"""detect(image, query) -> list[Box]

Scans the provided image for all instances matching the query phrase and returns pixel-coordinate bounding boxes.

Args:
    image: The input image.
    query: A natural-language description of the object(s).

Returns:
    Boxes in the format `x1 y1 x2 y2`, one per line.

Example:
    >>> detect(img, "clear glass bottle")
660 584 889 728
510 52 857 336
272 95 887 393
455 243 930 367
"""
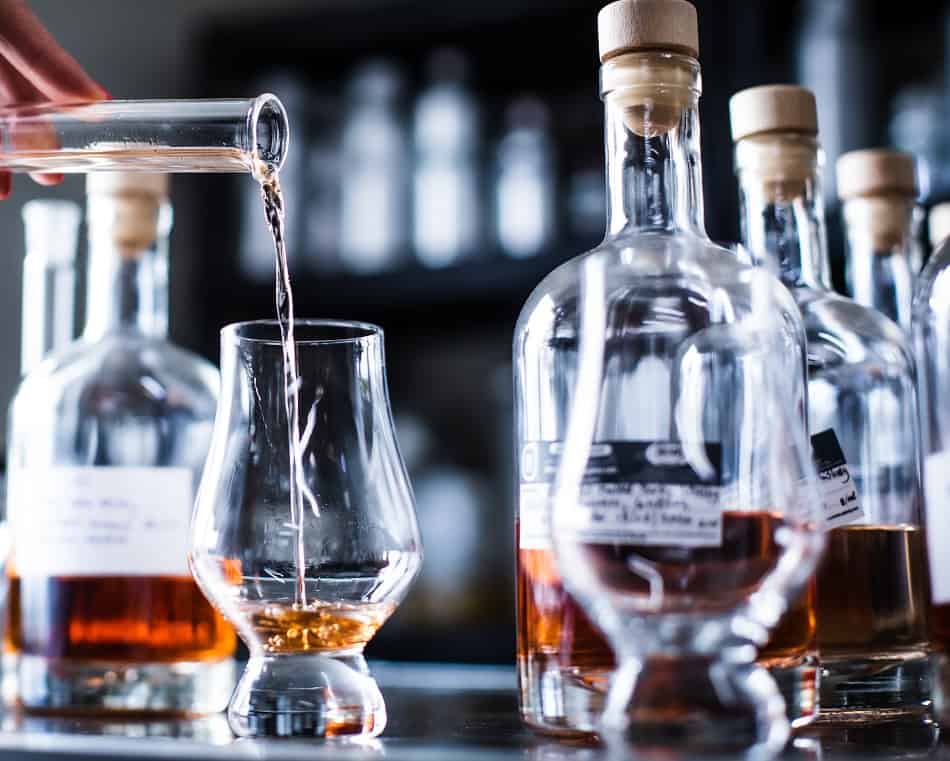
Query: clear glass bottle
340 61 410 274
412 49 481 268
840 149 923 331
6 173 236 714
732 87 931 722
514 0 811 736
19 200 80 376
495 97 556 259
914 193 950 718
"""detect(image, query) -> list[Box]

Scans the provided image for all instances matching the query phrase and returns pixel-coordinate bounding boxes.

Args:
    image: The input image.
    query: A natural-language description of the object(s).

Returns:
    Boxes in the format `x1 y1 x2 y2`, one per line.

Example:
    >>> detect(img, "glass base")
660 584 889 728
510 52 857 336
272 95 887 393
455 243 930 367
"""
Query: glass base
816 651 933 723
600 656 789 758
517 652 608 738
13 654 234 715
228 653 385 739
769 653 819 730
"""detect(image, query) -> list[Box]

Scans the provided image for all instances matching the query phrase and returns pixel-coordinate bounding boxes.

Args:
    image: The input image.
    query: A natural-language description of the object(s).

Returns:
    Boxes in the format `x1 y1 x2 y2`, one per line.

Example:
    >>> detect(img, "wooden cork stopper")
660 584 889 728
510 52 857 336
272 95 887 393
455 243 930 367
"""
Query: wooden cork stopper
86 173 169 260
929 202 950 249
836 149 917 201
598 0 699 63
602 53 698 137
729 85 817 142
843 196 915 252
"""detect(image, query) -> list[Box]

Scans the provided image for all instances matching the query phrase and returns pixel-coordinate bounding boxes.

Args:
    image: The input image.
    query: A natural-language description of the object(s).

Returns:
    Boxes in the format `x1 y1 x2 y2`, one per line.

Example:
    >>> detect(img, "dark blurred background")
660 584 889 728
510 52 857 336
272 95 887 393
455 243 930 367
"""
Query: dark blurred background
2 0 949 664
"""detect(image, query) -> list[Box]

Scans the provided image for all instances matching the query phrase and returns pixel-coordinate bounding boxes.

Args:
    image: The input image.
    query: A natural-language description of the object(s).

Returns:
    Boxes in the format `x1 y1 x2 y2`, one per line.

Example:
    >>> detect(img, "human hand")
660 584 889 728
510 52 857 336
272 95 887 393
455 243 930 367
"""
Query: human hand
0 0 107 197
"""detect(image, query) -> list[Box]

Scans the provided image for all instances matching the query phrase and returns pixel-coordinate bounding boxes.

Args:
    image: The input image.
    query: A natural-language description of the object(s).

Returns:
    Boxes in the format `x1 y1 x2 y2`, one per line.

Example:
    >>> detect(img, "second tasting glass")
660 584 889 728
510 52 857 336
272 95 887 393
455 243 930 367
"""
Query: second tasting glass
190 320 422 739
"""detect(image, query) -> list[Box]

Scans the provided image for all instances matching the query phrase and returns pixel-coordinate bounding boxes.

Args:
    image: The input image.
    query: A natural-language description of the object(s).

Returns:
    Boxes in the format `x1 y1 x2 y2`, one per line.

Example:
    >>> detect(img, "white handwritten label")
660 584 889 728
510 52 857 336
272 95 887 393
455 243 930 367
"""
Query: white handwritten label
8 466 195 577
811 429 865 529
925 450 950 604
518 441 723 549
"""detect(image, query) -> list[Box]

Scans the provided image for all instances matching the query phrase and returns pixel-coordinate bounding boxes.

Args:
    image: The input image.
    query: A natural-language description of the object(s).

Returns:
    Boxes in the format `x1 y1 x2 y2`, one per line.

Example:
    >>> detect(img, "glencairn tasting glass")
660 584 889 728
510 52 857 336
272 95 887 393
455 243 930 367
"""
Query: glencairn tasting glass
190 320 422 739
551 256 823 753
839 149 923 332
513 0 822 741
732 87 931 722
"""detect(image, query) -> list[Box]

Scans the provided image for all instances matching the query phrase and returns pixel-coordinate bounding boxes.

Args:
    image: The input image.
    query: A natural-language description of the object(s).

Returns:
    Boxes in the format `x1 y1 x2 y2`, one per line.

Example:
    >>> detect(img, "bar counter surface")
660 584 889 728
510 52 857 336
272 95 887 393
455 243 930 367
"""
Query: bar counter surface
0 663 943 760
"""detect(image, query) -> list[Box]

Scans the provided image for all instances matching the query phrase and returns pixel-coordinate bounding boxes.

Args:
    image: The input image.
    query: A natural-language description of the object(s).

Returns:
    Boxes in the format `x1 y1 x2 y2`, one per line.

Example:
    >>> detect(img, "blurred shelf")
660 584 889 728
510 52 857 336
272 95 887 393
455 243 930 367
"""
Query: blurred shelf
227 248 580 313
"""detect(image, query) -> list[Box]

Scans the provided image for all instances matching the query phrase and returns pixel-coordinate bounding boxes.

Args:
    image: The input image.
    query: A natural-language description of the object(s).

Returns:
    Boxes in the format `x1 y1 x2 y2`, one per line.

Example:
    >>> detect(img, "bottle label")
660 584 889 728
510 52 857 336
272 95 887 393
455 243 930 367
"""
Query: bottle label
811 429 866 529
8 466 194 577
518 441 724 550
925 450 950 604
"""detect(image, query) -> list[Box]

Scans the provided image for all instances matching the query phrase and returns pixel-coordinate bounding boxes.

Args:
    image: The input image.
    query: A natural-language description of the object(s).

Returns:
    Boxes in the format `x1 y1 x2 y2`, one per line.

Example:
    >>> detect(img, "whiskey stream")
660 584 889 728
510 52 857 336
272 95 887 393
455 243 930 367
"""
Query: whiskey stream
255 165 310 609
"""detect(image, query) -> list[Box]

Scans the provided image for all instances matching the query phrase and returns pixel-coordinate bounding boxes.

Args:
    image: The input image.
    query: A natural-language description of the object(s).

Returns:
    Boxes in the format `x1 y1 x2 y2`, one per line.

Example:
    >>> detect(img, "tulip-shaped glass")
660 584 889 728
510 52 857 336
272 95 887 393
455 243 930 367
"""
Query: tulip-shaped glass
551 260 825 756
190 320 422 739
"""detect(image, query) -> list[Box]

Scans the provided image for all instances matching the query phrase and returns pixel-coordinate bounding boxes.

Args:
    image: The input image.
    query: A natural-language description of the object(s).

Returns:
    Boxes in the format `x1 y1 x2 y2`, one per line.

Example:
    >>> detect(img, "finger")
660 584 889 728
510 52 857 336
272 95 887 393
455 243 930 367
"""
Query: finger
0 0 106 102
29 172 61 185
0 172 11 199
0 58 62 186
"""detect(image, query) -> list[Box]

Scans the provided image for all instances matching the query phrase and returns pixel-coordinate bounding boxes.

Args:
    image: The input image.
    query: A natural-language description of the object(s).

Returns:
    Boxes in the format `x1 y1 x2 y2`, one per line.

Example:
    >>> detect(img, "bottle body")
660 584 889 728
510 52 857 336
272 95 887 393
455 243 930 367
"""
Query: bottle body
914 239 950 719
797 287 930 719
6 178 235 713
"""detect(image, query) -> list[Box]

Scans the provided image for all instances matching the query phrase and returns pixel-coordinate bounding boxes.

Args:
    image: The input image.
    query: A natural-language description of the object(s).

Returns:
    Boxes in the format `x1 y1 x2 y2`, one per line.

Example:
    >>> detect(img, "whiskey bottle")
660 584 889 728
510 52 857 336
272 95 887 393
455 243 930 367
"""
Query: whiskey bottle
732 96 931 720
730 85 828 727
839 149 922 331
914 185 950 717
6 173 236 714
514 0 809 736
731 84 931 723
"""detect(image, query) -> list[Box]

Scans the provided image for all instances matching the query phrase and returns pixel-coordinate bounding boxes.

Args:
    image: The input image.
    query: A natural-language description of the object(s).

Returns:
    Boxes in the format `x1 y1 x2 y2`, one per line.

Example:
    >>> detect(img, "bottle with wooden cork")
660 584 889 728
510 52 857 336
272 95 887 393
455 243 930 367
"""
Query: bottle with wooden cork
732 85 931 724
5 173 235 714
838 149 923 332
514 0 820 744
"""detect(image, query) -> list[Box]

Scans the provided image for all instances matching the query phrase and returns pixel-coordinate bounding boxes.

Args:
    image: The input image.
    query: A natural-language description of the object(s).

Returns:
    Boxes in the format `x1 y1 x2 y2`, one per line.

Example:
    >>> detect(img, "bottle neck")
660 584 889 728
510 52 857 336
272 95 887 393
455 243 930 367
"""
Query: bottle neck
734 134 830 291
843 195 920 330
83 195 171 341
601 53 706 238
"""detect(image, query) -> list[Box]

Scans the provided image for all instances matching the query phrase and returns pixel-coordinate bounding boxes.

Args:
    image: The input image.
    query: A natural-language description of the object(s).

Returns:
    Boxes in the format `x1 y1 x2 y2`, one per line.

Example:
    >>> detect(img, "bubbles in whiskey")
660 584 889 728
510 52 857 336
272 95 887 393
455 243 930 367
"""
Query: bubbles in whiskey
240 601 395 654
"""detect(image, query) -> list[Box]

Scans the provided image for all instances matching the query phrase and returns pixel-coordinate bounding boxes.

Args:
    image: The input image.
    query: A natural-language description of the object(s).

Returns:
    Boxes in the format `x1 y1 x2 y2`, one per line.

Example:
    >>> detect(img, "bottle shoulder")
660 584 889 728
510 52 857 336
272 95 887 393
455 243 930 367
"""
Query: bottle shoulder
515 232 799 345
915 240 950 317
792 287 914 372
13 335 219 417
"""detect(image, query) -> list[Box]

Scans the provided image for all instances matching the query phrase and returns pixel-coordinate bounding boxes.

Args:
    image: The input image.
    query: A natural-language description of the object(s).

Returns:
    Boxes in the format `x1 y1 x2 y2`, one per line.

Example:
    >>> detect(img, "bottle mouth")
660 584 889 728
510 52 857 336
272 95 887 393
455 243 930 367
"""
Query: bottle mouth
248 94 289 173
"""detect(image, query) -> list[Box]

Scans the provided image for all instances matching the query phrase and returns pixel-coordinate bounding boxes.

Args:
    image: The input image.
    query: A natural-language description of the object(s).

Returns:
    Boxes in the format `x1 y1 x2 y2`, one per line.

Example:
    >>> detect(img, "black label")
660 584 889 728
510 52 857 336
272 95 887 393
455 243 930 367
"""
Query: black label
521 441 723 487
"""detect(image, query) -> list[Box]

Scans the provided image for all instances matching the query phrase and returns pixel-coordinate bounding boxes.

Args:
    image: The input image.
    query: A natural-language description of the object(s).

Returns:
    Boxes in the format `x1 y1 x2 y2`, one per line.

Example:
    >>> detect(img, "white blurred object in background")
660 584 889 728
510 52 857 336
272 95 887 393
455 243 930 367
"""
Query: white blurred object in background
19 200 80 376
930 202 950 251
495 97 556 259
340 60 410 274
413 49 482 268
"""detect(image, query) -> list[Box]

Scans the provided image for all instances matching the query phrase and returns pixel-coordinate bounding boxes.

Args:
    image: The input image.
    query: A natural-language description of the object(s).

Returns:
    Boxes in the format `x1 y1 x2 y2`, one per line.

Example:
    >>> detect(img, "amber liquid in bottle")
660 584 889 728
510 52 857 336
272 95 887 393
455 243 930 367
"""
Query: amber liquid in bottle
817 524 930 658
7 575 235 663
516 510 817 735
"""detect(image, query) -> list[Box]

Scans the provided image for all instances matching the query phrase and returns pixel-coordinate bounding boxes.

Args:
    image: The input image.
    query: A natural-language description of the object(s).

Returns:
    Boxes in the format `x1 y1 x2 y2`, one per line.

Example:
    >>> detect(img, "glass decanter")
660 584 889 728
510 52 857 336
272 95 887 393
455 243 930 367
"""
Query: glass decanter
733 88 931 723
550 255 824 755
513 0 822 743
190 320 422 739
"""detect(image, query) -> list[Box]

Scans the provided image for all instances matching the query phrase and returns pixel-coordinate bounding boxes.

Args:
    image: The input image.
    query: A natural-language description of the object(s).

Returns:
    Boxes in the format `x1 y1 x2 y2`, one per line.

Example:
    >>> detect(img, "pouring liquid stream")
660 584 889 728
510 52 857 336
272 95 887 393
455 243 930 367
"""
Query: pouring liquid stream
255 164 313 609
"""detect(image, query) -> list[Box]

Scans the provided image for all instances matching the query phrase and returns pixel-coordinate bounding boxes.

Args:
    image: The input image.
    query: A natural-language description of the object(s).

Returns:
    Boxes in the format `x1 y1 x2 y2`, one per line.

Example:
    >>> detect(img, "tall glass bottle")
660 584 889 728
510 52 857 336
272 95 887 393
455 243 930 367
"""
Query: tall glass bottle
6 173 236 714
839 149 923 331
733 90 930 721
730 87 822 728
19 201 80 376
514 0 809 736
914 192 950 713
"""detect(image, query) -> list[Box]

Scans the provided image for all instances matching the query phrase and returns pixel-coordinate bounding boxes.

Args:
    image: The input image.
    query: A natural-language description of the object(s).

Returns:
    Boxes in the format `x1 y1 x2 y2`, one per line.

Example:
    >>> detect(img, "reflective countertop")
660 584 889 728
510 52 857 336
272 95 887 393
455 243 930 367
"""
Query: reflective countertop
0 663 944 760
